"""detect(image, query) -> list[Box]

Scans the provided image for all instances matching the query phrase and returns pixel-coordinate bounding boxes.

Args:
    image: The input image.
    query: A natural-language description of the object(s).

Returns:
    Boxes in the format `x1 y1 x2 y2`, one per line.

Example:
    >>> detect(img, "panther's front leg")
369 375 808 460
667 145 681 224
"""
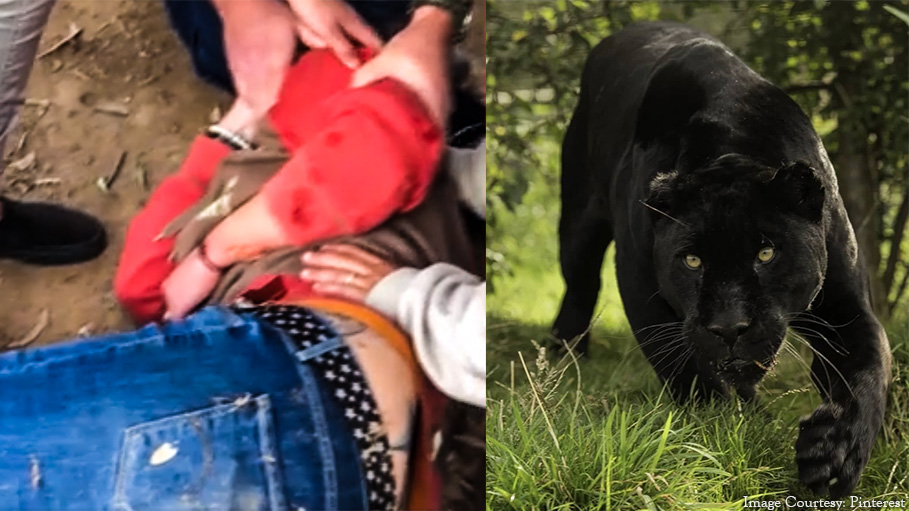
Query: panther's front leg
792 249 891 497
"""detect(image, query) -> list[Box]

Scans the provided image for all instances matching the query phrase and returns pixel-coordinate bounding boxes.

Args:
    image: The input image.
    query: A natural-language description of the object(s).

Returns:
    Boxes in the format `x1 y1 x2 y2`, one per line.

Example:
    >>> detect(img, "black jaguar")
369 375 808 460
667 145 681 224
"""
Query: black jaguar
551 22 891 497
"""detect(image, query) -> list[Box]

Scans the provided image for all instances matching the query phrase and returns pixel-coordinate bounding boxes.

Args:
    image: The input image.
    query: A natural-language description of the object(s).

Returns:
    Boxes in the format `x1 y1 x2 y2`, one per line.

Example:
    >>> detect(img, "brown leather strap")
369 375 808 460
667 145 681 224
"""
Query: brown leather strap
287 297 436 510
290 297 416 372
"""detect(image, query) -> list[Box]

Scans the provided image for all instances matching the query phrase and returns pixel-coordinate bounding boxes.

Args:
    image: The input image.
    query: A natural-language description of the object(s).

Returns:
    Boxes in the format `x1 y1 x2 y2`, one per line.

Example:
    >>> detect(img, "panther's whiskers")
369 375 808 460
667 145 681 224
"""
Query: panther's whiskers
639 200 690 227
630 327 686 357
635 325 685 348
651 335 692 376
789 332 856 399
790 324 849 357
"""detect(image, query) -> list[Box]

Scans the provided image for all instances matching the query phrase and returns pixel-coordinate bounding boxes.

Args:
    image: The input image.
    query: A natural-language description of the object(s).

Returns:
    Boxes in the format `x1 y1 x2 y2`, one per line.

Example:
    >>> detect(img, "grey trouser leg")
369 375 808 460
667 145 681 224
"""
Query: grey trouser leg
0 0 56 175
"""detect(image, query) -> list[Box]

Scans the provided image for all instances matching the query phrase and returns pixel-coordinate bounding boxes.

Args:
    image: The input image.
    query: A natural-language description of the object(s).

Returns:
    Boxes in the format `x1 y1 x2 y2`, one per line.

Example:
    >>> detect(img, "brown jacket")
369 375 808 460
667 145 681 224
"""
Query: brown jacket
161 137 473 304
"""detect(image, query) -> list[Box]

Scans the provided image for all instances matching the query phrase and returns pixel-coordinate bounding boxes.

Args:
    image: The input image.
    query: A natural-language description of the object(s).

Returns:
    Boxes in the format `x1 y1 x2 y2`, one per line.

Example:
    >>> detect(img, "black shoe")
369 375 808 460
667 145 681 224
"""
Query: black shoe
0 197 107 265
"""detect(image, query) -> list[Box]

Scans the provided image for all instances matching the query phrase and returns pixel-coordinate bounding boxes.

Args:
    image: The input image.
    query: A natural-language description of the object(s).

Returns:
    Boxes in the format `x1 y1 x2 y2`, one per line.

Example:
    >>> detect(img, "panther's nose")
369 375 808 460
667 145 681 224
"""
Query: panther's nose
706 320 751 346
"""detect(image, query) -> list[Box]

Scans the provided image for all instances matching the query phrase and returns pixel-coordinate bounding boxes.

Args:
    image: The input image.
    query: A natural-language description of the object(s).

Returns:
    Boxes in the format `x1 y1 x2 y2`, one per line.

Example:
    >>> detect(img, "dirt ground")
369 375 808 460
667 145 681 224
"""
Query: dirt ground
0 0 485 348
0 0 226 346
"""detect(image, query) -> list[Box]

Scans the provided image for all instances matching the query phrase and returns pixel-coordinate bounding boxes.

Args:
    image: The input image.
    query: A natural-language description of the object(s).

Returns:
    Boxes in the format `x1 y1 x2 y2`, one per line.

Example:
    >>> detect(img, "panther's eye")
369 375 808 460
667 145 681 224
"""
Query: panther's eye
684 254 702 269
757 247 775 263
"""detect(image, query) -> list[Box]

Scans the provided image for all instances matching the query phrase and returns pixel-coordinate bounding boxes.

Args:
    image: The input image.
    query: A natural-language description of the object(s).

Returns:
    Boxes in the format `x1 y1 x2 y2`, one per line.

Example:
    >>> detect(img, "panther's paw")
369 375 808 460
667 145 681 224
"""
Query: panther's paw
796 403 871 498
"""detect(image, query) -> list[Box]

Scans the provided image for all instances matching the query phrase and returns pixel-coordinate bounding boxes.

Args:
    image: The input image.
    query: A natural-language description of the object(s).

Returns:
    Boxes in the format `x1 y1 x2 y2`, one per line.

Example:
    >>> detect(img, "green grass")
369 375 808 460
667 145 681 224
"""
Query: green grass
487 175 909 510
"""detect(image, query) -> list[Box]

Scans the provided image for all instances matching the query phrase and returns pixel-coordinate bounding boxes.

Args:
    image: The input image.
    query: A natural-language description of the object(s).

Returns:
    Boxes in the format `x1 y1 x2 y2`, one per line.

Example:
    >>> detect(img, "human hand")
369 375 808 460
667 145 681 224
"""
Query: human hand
218 100 263 142
162 248 222 320
300 244 398 302
288 0 382 69
216 0 298 116
351 6 453 127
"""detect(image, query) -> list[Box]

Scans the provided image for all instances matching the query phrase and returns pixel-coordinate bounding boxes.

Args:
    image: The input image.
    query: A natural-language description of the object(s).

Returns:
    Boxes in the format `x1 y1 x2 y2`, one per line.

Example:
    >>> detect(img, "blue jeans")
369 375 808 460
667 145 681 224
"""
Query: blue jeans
0 306 367 510
162 0 484 147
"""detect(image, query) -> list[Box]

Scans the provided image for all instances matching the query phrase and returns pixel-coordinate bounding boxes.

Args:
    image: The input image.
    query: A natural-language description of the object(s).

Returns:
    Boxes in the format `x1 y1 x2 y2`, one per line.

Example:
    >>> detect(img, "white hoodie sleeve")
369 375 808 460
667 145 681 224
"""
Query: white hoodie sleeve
366 265 485 407
365 139 487 407
448 140 486 218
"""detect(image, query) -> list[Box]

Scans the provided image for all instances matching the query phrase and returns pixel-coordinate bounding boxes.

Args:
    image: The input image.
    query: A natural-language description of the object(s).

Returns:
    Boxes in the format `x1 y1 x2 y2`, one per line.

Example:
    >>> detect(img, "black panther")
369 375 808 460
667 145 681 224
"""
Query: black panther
551 22 891 497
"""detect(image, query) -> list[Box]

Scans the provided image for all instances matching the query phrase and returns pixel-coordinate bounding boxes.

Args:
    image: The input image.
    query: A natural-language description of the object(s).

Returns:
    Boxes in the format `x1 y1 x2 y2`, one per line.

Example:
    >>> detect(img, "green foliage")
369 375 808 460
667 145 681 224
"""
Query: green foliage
485 0 718 286
486 0 909 310
885 4 909 25
487 2 909 505
488 372 792 510
486 311 909 508
486 162 909 506
740 0 909 313
486 0 610 286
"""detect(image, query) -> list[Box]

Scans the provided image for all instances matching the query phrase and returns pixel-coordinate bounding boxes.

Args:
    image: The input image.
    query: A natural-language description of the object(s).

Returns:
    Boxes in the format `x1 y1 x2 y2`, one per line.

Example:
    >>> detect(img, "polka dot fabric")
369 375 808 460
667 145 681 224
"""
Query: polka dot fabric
235 304 396 510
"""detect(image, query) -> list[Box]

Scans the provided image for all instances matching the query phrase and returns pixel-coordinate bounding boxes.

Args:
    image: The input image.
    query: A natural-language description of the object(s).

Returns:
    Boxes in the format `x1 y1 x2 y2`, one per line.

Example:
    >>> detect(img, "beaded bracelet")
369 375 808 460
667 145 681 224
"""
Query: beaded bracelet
204 125 257 151
198 242 225 273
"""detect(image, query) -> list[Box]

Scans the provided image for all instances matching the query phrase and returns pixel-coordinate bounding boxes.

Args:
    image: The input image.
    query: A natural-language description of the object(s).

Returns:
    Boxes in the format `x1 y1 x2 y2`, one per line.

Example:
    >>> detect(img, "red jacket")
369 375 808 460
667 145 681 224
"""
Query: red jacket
114 49 443 324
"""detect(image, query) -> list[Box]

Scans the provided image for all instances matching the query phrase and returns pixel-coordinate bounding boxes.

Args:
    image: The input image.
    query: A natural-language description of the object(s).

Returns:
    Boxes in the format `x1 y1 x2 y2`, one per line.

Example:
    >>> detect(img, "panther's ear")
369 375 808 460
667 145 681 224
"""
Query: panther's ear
766 161 825 222
636 61 707 146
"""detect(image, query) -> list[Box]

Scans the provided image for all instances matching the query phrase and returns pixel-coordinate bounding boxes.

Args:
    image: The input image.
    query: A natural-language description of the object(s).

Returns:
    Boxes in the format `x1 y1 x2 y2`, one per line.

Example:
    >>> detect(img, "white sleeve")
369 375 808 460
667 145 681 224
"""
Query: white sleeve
448 139 486 218
366 264 486 408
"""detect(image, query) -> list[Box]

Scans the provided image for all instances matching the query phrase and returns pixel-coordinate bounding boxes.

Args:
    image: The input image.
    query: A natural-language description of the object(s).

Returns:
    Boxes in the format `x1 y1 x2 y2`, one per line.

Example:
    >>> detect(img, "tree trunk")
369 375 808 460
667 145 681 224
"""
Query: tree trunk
892 266 909 313
821 1 888 318
465 0 485 94
834 119 887 318
882 187 909 298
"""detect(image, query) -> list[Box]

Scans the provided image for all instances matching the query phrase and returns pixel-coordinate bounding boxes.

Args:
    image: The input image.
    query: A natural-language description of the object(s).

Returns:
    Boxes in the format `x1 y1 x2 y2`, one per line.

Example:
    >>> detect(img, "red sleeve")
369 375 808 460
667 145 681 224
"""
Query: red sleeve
268 49 360 151
113 136 232 324
115 49 441 321
260 79 443 245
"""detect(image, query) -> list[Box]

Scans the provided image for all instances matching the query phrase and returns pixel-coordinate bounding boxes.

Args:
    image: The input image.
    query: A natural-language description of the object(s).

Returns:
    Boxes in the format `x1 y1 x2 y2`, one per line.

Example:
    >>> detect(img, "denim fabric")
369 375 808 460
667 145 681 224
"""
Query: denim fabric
0 306 367 510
